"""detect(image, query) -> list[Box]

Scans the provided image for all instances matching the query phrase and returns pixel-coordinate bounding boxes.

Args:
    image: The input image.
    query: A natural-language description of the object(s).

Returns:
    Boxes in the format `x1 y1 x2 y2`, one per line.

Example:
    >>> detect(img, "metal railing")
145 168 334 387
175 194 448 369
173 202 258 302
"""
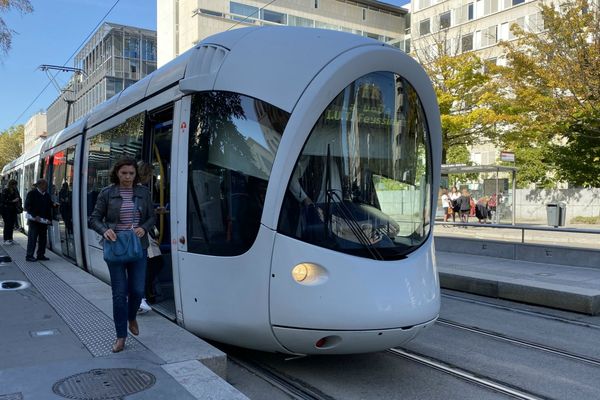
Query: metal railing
433 221 600 248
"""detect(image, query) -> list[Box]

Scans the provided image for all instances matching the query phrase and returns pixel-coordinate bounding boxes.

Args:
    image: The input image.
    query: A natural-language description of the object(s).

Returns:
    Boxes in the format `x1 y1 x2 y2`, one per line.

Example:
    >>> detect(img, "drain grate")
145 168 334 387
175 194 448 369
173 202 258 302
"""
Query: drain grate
0 393 23 400
52 368 155 400
0 280 30 291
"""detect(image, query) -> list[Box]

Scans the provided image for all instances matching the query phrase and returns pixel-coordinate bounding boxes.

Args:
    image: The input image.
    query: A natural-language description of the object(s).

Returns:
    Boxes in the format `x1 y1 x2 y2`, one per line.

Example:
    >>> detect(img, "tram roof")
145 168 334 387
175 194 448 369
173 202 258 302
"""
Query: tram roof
88 27 390 127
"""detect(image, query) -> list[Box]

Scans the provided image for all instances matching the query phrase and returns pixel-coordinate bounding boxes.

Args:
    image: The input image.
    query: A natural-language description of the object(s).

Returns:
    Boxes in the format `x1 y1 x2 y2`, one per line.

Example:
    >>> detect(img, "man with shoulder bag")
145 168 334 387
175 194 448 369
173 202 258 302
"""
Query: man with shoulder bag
24 179 54 261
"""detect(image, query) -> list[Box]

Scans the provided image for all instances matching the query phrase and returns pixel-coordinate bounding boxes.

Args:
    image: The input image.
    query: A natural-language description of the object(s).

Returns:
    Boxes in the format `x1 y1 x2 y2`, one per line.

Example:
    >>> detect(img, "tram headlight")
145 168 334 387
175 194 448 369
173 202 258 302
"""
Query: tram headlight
291 263 328 285
292 263 309 282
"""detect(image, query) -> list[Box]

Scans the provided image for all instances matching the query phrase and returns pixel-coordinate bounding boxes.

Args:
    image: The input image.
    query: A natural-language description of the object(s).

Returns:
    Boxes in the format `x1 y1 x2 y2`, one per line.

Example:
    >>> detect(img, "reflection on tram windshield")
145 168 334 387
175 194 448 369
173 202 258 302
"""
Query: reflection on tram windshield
279 72 431 260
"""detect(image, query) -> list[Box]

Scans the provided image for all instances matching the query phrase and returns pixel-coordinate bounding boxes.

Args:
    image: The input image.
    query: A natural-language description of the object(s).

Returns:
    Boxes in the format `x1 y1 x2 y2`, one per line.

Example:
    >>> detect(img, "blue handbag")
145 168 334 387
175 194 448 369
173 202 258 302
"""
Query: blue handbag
103 229 144 263
103 197 144 263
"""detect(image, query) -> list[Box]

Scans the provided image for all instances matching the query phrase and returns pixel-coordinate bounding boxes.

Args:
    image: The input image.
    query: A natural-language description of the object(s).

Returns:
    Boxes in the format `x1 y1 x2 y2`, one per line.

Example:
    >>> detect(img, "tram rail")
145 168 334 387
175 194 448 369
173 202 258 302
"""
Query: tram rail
437 319 600 367
442 292 600 331
228 355 334 400
388 348 545 400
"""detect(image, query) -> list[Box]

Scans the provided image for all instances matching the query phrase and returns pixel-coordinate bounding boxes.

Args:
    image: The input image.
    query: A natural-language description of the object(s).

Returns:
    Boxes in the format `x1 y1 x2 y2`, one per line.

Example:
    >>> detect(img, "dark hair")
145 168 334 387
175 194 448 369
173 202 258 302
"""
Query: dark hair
8 179 17 188
110 158 140 185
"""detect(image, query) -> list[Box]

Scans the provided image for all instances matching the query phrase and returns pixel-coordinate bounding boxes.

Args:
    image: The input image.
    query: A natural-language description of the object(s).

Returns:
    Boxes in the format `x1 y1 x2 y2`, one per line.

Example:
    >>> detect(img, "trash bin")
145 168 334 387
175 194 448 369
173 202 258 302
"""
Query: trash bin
546 202 566 227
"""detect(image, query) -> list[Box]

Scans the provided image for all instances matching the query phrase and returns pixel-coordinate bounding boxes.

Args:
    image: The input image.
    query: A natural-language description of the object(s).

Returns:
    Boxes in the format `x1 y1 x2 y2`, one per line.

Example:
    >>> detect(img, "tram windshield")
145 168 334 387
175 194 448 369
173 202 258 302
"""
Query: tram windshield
278 72 432 260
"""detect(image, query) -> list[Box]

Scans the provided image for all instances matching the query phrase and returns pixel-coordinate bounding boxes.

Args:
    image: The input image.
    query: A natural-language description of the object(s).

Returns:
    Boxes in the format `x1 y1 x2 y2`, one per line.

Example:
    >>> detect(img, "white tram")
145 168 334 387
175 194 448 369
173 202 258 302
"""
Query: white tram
2 27 441 354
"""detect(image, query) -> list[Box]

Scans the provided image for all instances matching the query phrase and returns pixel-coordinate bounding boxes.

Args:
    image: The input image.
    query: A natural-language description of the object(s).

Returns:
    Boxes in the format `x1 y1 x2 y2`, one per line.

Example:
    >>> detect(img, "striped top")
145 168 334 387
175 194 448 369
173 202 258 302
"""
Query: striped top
115 187 140 231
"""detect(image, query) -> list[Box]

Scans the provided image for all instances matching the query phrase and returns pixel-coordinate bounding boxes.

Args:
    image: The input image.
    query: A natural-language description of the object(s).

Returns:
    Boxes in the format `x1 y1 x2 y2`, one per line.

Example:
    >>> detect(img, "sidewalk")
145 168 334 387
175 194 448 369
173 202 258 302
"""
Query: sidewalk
436 250 600 315
0 233 248 400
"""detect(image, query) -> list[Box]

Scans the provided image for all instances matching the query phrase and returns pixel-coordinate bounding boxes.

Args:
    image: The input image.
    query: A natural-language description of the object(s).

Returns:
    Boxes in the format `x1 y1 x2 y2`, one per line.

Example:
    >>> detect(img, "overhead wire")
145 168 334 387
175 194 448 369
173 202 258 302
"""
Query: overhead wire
10 0 122 127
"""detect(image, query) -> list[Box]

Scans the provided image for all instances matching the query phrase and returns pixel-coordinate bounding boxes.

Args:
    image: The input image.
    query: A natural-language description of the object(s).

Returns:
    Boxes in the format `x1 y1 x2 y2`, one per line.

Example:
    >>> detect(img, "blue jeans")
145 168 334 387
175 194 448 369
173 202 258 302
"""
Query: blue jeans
107 250 147 338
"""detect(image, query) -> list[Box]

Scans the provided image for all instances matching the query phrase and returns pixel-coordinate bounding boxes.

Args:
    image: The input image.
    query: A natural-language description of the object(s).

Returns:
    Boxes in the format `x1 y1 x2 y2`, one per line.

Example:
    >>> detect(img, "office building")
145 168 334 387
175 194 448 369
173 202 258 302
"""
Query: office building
47 23 157 135
157 0 409 67
24 112 47 152
410 0 544 62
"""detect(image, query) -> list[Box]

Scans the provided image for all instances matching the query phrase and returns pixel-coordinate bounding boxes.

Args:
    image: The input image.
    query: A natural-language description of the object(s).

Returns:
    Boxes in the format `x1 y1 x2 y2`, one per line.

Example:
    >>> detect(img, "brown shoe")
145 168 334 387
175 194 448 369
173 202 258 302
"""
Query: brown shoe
128 320 139 336
112 338 125 353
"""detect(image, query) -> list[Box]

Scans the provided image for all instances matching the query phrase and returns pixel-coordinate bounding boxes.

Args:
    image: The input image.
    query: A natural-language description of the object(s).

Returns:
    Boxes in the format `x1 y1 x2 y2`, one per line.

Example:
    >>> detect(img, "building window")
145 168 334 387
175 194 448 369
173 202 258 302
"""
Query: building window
314 0 319 8
461 33 474 52
512 0 524 5
362 9 367 20
508 17 525 39
288 15 314 27
483 25 497 46
419 18 431 35
439 11 451 29
199 9 223 17
468 3 474 19
484 0 499 15
261 9 286 24
230 2 259 21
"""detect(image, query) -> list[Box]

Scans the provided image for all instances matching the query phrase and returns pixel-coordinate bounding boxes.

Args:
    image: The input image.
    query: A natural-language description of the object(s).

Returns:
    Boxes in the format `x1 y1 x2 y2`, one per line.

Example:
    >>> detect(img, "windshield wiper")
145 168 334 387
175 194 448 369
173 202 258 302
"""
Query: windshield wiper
327 189 384 261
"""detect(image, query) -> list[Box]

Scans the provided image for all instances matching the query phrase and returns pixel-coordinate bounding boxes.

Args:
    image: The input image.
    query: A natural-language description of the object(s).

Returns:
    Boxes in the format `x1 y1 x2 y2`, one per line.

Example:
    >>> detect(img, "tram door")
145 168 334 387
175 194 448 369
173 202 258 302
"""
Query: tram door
49 146 77 263
147 107 175 319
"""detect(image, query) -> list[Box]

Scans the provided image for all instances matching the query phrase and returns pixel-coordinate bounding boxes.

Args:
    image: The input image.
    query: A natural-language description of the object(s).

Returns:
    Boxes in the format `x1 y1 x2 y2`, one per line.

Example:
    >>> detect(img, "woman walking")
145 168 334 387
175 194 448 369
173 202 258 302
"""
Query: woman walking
1 179 22 244
89 158 155 353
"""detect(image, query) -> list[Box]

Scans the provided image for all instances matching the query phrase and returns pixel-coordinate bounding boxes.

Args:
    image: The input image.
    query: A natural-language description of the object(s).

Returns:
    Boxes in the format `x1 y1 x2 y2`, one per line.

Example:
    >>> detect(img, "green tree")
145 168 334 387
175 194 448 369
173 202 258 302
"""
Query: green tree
0 124 24 168
498 0 600 187
1 0 33 57
415 34 515 164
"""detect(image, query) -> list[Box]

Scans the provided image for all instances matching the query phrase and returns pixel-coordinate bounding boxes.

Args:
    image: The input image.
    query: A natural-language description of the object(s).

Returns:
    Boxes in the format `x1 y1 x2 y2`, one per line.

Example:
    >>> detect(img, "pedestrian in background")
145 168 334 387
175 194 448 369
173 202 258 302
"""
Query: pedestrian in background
137 161 163 313
449 186 460 222
458 189 472 223
24 179 53 261
441 188 451 222
89 158 155 353
1 179 22 244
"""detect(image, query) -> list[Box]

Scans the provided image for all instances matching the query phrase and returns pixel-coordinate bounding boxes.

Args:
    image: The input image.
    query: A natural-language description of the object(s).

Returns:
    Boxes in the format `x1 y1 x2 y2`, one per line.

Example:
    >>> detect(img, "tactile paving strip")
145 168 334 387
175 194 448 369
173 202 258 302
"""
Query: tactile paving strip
2 244 144 356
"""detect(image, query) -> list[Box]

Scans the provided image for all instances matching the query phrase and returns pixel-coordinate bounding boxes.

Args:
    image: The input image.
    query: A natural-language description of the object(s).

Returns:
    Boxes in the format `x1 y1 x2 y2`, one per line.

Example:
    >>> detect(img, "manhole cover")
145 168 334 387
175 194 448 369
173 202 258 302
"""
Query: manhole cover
0 281 30 291
52 368 155 400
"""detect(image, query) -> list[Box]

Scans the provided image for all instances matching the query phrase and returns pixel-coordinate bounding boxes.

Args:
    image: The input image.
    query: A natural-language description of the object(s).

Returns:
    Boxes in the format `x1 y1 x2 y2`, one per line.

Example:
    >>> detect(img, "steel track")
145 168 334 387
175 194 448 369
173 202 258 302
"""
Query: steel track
437 318 600 367
388 348 546 400
442 292 600 330
228 355 334 400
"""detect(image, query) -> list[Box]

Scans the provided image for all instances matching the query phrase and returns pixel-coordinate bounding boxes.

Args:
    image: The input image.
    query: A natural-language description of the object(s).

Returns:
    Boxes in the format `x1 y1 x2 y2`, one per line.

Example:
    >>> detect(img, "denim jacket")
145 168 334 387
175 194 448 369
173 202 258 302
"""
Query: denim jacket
88 184 156 249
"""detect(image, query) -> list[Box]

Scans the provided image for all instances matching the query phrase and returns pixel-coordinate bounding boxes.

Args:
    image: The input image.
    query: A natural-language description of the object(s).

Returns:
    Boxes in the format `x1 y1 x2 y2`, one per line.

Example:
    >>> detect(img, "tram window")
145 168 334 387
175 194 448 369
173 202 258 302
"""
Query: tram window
187 92 290 256
87 113 144 216
278 72 432 260
24 163 35 192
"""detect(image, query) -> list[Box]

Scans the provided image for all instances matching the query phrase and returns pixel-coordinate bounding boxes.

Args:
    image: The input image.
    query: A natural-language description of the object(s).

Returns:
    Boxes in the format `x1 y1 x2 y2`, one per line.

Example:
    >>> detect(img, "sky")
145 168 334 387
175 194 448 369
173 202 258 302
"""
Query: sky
0 0 408 133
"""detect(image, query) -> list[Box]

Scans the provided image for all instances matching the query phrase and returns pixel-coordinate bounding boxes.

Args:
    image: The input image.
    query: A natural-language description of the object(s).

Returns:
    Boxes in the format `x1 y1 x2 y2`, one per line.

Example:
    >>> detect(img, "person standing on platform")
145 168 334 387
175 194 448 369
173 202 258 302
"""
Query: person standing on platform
89 158 155 353
457 189 472 223
441 188 451 222
449 186 460 222
1 179 22 244
24 179 53 261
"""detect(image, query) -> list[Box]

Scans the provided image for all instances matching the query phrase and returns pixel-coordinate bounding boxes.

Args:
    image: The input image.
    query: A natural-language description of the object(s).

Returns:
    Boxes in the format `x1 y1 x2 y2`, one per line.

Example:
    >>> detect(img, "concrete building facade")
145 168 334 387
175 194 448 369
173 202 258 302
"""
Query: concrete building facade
409 0 544 62
24 112 47 152
157 0 410 67
46 23 157 135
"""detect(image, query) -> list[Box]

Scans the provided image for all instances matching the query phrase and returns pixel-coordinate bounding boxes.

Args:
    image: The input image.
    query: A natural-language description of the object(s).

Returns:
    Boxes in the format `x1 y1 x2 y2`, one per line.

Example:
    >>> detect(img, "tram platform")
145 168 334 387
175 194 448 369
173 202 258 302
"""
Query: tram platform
0 233 248 400
436 250 600 315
